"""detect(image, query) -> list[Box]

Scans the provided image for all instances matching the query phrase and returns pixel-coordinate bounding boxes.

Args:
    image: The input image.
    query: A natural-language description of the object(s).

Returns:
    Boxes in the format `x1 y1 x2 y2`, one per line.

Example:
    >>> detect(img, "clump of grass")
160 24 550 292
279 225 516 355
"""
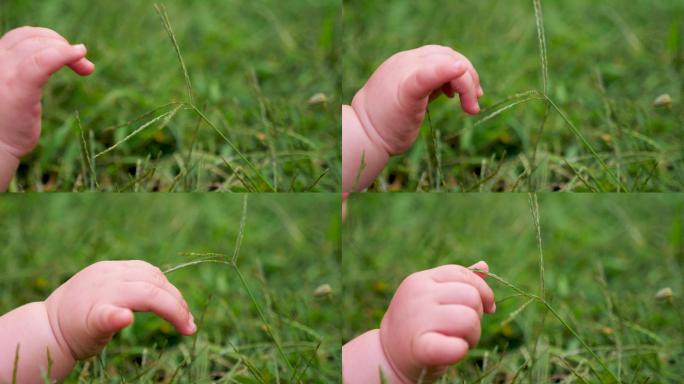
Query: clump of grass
160 195 321 383
471 0 627 192
470 194 620 383
86 4 277 192
424 107 443 191
472 269 618 383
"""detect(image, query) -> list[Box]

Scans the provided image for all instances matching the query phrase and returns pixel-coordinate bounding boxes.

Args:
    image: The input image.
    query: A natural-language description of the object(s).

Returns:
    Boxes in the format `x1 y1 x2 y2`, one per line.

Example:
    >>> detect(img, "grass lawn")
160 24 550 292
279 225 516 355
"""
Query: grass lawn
1 0 340 192
344 0 684 192
0 194 341 383
343 193 684 382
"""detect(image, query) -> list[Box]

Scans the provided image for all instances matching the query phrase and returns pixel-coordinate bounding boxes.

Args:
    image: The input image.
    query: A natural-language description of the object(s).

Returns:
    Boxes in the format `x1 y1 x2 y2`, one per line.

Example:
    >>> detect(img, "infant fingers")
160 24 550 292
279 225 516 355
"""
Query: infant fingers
116 282 196 336
468 260 489 279
421 46 482 95
413 331 470 367
434 282 484 317
0 26 69 49
87 304 135 336
448 51 482 94
426 304 481 347
449 71 480 115
119 261 189 312
401 55 468 101
19 44 90 86
461 57 481 93
429 265 496 314
402 51 481 114
68 57 95 76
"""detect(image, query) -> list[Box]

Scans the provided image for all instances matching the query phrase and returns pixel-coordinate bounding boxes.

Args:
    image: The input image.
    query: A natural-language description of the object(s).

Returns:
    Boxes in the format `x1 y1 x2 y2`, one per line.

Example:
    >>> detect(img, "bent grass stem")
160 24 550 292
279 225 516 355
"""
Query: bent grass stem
474 90 627 191
471 269 618 383
163 195 298 381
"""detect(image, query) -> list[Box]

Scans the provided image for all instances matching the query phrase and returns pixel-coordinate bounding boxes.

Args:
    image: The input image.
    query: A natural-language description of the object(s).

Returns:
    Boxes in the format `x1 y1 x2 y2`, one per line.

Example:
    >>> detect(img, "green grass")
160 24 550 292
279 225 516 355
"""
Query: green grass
0 194 341 383
1 0 340 192
343 193 684 383
343 0 684 192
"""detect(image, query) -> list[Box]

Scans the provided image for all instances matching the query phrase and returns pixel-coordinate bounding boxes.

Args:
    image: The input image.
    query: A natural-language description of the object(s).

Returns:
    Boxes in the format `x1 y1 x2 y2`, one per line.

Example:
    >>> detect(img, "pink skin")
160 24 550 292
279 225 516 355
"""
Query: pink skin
342 45 484 192
343 261 495 384
0 261 196 383
0 26 95 191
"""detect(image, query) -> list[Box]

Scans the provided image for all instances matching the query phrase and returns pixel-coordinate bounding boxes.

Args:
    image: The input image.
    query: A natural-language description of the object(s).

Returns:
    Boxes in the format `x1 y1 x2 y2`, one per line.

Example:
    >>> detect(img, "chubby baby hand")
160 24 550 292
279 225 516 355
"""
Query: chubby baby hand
0 26 95 160
352 45 483 156
45 260 196 359
380 261 495 382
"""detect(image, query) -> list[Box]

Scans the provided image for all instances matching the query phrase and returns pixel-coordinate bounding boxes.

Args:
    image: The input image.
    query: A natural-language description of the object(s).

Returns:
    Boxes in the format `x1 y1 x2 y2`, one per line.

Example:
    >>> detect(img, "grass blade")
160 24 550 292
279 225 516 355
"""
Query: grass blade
154 3 194 104
12 344 19 384
500 297 535 327
190 105 276 192
75 111 100 190
533 0 549 95
528 193 545 299
473 91 544 127
544 96 628 191
94 104 183 159
304 168 330 191
163 258 232 274
232 195 248 264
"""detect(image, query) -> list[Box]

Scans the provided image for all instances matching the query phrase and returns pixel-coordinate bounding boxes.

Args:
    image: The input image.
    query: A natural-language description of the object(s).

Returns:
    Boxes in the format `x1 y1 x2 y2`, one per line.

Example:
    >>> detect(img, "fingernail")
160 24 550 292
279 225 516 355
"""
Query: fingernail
73 44 86 52
492 303 497 313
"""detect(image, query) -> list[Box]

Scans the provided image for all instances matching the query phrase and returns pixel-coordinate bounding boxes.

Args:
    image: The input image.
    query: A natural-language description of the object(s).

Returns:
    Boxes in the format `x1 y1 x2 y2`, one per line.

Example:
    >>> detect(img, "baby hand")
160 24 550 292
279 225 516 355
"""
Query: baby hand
45 260 196 359
380 262 495 382
352 45 483 156
0 27 95 160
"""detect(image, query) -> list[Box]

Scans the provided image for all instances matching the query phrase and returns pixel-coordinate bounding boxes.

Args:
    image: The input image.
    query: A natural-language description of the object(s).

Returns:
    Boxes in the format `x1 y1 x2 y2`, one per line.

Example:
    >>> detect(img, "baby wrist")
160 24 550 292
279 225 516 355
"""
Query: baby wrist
44 294 79 362
343 329 411 384
349 91 392 157
342 104 390 191
0 301 76 382
0 142 20 191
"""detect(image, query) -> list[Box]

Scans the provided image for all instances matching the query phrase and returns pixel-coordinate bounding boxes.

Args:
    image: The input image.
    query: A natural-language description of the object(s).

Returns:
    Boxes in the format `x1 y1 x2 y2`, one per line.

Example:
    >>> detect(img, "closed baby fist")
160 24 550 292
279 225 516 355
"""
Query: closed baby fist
380 262 495 383
0 26 94 159
352 45 483 156
44 261 196 359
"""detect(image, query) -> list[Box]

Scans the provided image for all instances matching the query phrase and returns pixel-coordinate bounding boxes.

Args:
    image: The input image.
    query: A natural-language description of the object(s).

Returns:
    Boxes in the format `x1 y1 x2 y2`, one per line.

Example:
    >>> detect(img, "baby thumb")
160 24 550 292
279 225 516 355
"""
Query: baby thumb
89 304 134 336
468 260 489 279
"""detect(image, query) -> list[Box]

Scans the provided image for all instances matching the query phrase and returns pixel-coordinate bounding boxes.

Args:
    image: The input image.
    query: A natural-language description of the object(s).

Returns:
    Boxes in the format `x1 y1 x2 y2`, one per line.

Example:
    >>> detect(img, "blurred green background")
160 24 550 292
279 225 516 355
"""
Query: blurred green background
0 194 341 383
1 0 340 191
343 193 684 382
344 0 684 192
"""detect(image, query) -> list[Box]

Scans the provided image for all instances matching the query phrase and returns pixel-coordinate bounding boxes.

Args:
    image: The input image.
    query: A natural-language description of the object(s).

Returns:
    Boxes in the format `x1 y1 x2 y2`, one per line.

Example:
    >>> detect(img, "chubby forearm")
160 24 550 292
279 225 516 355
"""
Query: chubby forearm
343 329 407 384
0 145 19 192
342 105 389 192
0 302 75 383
